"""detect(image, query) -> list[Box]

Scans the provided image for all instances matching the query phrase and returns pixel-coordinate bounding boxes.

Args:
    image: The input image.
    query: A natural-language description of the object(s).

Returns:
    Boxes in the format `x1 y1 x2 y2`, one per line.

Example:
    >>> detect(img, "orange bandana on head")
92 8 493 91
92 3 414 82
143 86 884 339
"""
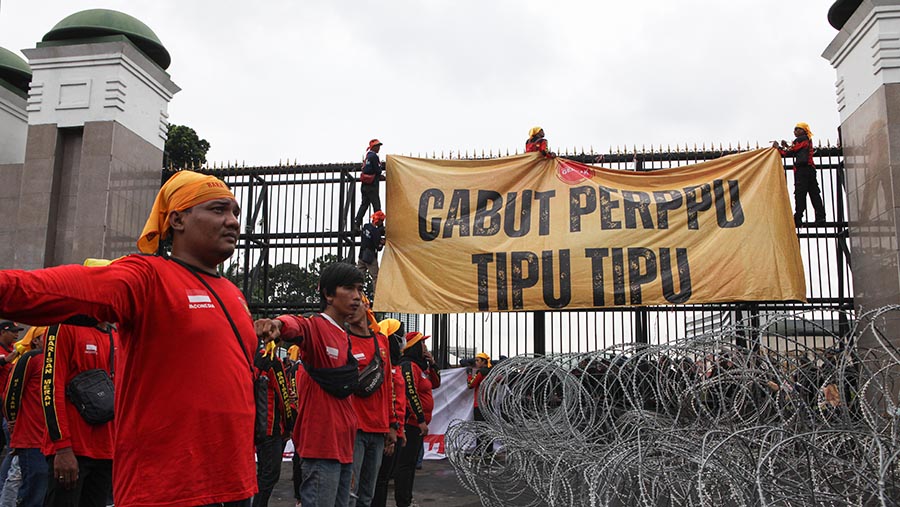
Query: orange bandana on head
138 171 236 254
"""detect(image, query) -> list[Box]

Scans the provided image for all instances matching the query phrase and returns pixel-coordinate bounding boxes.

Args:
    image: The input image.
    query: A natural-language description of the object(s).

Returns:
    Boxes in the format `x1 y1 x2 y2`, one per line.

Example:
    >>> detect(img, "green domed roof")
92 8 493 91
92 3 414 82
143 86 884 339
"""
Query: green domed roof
43 9 170 69
0 46 32 94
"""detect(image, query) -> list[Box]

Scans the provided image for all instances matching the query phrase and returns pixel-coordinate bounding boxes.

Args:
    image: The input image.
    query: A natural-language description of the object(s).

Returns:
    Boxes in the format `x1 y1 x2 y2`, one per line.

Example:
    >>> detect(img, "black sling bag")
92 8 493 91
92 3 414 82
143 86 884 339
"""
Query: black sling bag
301 316 359 399
64 325 116 425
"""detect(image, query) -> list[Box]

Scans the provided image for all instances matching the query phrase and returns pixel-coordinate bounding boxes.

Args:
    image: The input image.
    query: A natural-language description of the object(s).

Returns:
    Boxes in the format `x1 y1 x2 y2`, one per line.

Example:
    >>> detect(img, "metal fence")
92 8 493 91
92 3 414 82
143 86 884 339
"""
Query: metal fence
165 142 852 366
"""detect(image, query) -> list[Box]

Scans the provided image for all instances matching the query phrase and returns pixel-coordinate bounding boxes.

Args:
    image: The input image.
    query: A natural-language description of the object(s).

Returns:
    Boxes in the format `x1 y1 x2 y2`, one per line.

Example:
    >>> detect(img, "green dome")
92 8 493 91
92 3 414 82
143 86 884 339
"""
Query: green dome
0 46 32 94
43 9 170 69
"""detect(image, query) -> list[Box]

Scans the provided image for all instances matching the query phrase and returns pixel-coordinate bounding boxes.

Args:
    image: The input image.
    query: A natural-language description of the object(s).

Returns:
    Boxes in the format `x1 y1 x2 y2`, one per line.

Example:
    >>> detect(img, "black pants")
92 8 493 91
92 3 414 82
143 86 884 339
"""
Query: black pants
473 406 492 455
291 452 302 501
252 435 286 507
793 166 826 224
44 455 112 507
392 425 423 507
355 184 382 226
371 438 400 507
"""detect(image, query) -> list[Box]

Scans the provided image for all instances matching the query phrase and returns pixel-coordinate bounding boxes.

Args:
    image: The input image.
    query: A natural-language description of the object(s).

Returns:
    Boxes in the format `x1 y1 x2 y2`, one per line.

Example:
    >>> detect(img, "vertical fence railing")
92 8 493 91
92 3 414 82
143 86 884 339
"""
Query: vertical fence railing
165 142 852 363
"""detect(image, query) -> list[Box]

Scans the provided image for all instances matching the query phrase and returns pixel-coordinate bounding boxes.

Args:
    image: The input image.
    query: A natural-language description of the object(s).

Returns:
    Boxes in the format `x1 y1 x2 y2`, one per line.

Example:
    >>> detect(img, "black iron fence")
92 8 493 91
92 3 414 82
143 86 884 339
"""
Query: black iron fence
164 143 852 365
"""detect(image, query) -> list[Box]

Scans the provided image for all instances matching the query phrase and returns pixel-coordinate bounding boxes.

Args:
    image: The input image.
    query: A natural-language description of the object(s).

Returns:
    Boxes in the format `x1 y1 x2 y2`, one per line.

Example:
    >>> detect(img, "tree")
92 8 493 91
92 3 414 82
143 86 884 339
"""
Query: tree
223 253 343 307
164 124 211 169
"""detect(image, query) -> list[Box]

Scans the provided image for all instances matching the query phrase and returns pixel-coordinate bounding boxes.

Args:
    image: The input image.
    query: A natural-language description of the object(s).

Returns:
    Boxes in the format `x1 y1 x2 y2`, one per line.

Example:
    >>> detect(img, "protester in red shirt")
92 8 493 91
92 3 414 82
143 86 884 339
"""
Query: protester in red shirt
3 326 47 507
254 262 364 507
525 126 555 158
0 171 259 507
371 320 407 507
253 345 295 507
42 323 116 506
773 122 826 226
346 301 395 507
0 321 22 458
0 321 23 397
393 332 441 507
467 352 493 456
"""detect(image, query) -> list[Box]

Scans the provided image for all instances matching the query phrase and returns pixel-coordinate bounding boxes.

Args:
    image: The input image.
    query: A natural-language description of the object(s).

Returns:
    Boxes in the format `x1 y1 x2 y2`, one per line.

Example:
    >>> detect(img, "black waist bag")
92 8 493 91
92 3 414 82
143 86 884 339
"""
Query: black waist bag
305 359 359 399
354 336 385 398
66 369 114 425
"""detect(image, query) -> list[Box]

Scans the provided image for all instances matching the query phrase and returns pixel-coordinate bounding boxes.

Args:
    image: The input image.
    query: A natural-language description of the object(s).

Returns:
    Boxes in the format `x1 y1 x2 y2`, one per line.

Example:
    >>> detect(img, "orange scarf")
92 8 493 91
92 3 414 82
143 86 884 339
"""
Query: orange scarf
138 171 235 254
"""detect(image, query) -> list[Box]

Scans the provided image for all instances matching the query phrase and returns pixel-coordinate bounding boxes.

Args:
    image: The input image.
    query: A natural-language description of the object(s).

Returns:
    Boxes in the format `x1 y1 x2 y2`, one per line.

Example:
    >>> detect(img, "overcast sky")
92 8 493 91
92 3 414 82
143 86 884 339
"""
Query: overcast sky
1 0 842 165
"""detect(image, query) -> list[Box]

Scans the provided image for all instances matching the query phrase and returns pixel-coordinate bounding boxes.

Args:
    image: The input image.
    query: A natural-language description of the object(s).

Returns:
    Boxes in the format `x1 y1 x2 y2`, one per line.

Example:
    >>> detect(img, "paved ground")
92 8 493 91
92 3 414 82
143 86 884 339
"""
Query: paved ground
268 458 484 507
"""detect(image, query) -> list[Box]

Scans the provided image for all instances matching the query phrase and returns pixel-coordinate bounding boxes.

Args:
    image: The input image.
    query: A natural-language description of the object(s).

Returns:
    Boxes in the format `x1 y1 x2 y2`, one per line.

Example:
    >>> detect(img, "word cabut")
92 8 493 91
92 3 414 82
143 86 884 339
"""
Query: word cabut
417 180 743 241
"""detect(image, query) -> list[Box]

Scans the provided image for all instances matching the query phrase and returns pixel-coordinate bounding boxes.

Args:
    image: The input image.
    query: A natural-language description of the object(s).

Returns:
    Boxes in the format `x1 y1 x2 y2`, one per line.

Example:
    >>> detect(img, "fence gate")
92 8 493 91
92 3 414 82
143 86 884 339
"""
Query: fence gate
164 144 852 366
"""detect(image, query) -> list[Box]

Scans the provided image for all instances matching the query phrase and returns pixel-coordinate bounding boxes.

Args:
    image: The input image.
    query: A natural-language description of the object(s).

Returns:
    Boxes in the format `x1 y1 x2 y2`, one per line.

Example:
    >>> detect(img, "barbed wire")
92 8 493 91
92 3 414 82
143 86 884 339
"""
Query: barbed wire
445 306 900 506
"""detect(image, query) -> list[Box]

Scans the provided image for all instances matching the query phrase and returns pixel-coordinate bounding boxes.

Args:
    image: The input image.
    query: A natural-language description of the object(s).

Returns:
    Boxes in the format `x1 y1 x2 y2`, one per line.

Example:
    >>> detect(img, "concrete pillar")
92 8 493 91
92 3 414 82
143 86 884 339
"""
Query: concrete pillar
823 0 900 343
1 33 179 270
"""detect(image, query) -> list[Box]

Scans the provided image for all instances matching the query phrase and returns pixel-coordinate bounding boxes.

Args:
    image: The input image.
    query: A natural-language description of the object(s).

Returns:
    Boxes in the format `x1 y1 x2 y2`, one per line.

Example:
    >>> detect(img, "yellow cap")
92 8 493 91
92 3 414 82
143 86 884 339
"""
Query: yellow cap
379 318 401 337
475 352 492 368
528 126 543 138
795 122 813 138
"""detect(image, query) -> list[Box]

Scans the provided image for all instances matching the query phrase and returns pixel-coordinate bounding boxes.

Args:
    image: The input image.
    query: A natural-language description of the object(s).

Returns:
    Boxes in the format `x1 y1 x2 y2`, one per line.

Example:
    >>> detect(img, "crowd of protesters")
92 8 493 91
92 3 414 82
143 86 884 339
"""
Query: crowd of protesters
0 135 450 506
0 126 828 507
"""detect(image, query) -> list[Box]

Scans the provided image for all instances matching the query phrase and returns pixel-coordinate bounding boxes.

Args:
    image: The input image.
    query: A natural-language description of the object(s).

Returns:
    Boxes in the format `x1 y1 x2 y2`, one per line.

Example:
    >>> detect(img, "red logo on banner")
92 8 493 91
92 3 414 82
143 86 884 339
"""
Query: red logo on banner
556 159 594 185
423 434 445 455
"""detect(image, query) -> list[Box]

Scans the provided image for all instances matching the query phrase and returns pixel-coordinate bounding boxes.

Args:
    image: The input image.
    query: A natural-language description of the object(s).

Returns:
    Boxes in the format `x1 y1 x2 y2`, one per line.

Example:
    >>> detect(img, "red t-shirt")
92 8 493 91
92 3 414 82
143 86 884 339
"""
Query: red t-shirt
41 325 115 459
5 350 46 449
349 331 392 433
279 314 358 463
0 255 258 507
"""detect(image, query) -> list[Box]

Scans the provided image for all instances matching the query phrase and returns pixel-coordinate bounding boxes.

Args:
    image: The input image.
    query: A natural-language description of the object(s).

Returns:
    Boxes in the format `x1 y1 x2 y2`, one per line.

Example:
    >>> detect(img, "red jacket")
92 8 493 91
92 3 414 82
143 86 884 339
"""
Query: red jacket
467 369 488 408
402 361 440 426
778 135 815 170
349 331 395 433
41 324 116 459
4 349 46 449
526 138 549 155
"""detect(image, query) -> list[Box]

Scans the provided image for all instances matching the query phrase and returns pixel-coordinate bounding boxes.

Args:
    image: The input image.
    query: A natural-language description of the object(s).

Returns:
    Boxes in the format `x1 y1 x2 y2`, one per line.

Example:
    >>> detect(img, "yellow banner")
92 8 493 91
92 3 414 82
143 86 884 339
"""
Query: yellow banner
375 148 806 314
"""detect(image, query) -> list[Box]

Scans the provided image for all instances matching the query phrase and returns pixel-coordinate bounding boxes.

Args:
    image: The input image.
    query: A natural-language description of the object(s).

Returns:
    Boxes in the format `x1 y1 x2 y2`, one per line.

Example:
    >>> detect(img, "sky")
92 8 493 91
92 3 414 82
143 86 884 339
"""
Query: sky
0 0 843 165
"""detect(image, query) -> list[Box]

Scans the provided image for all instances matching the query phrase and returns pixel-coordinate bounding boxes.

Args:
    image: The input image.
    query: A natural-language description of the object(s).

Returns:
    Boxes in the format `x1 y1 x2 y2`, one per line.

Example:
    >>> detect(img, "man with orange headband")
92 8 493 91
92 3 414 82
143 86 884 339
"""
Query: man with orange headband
773 123 826 227
357 211 386 291
0 170 259 507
